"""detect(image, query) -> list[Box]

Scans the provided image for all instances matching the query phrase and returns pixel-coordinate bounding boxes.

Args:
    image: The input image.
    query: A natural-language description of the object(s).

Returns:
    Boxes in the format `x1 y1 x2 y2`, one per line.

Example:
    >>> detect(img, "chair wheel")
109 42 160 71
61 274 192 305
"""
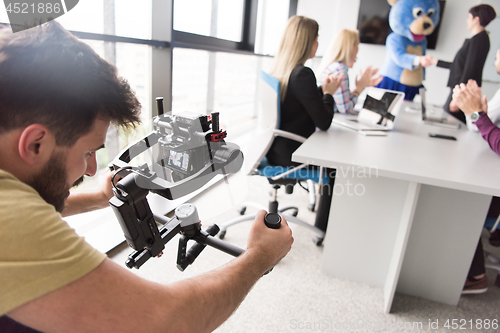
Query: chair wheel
238 207 246 215
219 230 226 239
308 204 315 212
312 236 323 246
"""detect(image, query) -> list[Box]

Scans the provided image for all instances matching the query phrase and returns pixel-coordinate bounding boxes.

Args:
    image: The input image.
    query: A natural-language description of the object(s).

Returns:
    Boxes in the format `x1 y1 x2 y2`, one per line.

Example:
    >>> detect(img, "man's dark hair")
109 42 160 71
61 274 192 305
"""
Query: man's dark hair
470 4 497 28
0 21 142 146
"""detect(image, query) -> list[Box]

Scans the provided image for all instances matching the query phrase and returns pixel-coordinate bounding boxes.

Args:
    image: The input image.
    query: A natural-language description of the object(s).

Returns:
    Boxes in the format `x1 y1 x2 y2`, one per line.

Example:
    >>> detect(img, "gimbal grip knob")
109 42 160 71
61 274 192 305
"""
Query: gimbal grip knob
263 213 281 275
175 204 199 227
264 213 281 229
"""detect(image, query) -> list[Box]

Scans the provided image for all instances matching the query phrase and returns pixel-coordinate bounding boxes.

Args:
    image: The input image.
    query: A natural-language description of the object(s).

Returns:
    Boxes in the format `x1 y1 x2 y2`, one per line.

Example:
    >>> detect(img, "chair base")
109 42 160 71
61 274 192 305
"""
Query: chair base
218 201 325 246
306 179 316 212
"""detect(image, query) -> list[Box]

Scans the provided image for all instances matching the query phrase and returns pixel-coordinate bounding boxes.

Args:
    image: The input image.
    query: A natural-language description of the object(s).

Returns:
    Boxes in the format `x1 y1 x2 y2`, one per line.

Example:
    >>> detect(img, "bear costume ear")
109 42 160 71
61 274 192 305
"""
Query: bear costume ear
387 0 397 5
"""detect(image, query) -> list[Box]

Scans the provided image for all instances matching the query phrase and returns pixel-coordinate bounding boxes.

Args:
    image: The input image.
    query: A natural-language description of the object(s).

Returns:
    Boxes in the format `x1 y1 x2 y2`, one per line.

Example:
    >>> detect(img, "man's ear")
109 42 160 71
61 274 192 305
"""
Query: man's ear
18 124 56 165
388 0 397 5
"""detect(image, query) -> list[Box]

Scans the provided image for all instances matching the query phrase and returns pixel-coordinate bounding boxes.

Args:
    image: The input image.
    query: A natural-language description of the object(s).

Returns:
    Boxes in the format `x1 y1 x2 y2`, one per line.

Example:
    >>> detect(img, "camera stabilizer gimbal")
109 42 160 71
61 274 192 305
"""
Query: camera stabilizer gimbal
108 98 281 271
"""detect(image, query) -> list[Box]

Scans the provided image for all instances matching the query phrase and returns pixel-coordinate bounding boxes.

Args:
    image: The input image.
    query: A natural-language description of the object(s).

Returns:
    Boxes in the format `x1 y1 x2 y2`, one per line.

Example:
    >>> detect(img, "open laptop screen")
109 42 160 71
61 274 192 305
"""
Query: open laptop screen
363 92 398 123
357 88 404 128
418 87 461 129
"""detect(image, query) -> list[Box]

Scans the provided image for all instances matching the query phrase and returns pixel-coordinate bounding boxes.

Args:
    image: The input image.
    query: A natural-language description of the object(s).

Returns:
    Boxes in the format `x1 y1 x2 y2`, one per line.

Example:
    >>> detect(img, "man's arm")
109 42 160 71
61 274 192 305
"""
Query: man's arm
453 82 500 155
8 210 293 333
61 171 114 217
474 114 500 156
435 60 452 69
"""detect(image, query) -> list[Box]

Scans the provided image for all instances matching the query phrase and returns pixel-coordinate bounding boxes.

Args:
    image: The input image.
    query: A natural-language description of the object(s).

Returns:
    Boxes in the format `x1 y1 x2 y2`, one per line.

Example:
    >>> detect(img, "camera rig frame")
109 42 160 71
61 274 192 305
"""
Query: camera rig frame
108 98 245 270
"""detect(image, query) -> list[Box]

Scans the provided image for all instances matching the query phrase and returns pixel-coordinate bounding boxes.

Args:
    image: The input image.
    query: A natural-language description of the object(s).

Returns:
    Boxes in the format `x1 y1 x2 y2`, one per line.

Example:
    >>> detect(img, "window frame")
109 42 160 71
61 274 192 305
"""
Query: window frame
171 0 297 55
172 0 258 54
169 0 296 117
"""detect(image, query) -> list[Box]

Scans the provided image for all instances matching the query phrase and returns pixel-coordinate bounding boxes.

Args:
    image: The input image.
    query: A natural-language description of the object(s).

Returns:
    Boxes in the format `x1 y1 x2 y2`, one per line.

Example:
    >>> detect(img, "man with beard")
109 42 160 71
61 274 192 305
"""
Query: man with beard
0 22 293 332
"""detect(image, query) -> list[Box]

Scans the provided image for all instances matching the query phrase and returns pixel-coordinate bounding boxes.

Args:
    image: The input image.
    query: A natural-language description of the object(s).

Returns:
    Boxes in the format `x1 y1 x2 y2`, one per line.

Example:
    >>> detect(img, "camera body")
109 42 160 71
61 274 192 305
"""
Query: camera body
110 108 242 200
154 111 224 181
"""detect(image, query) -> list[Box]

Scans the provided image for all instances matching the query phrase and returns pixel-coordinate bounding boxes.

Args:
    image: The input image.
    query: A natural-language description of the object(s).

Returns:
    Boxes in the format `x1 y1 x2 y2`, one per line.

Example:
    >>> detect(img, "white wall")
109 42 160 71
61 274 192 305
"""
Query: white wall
298 0 500 104
482 0 500 84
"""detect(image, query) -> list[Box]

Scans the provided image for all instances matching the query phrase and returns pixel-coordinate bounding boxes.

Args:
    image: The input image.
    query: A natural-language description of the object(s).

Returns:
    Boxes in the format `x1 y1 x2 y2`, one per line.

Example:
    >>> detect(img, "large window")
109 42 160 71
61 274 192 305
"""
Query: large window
174 0 244 42
82 40 152 172
0 6 7 23
172 48 210 113
212 52 259 131
57 0 152 39
171 0 291 139
255 0 290 55
172 49 264 136
59 1 155 185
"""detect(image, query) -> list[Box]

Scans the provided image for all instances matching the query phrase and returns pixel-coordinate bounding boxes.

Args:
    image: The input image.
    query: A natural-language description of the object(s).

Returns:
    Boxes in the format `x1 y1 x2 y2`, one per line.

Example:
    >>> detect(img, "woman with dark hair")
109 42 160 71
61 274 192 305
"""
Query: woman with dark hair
432 4 497 123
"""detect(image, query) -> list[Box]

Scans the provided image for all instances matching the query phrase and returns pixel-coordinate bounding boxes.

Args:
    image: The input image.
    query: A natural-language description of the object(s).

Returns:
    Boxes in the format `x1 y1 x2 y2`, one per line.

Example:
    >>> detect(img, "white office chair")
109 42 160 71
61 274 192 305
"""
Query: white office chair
218 70 328 245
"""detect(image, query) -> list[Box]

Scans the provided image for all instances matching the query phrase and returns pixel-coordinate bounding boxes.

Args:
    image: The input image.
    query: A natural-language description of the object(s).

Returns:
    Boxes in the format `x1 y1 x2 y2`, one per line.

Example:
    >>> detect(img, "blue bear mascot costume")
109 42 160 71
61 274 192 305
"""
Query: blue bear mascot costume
377 0 440 101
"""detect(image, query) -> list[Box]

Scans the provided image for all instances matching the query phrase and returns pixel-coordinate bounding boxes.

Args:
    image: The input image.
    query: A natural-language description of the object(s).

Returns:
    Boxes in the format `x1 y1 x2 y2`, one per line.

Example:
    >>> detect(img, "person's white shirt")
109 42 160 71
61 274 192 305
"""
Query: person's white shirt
466 86 500 131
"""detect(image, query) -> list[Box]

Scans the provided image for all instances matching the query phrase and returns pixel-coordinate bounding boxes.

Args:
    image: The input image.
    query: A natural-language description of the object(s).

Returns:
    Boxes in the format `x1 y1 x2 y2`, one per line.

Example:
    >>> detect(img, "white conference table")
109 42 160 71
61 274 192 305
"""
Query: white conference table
292 105 500 313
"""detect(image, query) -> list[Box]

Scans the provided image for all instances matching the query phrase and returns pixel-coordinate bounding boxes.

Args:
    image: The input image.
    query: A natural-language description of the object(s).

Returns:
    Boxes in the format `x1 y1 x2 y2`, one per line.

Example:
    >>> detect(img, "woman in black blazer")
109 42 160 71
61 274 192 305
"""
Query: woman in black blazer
432 4 496 123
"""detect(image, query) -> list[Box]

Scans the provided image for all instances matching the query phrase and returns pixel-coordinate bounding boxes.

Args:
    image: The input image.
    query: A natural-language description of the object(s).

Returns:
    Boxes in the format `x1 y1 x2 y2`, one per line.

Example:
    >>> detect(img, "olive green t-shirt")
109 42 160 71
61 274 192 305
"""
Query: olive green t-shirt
0 169 106 315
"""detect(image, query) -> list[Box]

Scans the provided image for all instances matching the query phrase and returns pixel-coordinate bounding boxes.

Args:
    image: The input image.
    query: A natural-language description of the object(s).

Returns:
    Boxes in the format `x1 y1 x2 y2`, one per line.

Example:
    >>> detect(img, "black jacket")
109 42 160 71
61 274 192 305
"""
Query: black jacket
437 30 490 88
266 65 334 167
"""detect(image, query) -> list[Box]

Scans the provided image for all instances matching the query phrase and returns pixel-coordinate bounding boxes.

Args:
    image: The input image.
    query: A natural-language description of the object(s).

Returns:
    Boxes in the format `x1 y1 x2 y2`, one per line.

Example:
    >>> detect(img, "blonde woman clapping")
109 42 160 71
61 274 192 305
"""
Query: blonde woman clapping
318 29 382 114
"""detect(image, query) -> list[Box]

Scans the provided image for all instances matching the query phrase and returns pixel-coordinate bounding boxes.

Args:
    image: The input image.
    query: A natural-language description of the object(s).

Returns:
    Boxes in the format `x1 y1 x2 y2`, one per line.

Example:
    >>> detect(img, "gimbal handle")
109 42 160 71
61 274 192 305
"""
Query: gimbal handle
177 223 244 272
122 213 245 270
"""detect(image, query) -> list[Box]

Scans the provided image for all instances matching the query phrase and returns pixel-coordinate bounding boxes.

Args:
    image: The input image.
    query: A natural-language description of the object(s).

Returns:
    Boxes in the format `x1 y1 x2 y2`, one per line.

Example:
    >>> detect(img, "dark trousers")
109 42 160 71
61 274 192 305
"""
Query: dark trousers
467 197 500 278
314 168 336 232
444 91 466 124
468 239 486 278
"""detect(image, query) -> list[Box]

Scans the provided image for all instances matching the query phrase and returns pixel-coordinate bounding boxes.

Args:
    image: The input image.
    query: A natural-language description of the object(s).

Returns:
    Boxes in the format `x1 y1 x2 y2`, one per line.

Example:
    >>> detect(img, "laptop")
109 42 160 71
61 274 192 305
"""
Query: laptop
419 87 461 129
332 87 405 132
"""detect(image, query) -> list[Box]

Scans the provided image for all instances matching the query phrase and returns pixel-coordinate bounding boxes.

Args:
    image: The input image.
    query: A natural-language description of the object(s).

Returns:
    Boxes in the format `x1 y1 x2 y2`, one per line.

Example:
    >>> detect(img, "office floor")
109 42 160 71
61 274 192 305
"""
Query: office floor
109 173 500 333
